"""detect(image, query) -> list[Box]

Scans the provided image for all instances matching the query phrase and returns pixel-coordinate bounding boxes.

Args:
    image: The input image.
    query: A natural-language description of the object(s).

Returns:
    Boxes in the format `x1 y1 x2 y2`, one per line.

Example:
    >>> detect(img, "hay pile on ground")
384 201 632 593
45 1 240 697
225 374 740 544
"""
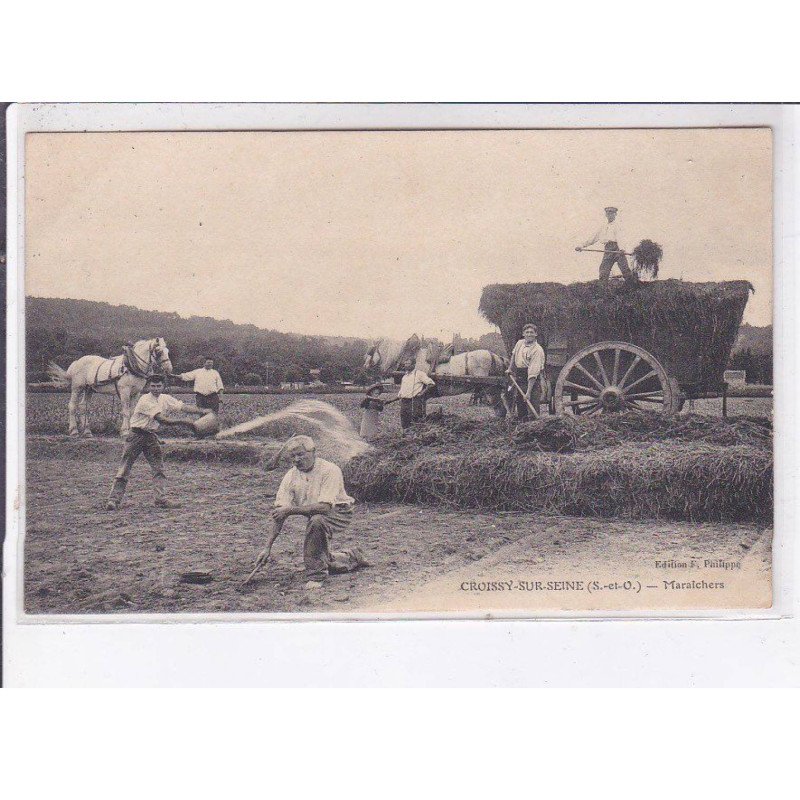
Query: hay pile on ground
344 413 772 522
512 413 771 452
356 412 770 455
479 279 752 391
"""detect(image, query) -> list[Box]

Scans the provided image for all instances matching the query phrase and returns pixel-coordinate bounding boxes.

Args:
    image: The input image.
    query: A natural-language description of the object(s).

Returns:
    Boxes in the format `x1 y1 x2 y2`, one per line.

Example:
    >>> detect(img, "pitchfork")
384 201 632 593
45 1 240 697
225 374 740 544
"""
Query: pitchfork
507 371 539 418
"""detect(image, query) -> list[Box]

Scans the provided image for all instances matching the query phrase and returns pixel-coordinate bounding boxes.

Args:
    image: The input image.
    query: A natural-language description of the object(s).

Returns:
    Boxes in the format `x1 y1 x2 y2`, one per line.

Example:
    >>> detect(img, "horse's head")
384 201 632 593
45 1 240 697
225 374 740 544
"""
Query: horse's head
151 337 173 374
414 338 434 370
363 339 384 374
363 335 422 376
396 334 422 370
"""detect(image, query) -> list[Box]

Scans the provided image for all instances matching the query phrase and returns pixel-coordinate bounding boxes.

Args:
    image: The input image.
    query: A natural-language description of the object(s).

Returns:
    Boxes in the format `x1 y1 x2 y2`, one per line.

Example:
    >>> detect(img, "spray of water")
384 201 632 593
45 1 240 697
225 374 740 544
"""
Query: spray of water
215 399 371 464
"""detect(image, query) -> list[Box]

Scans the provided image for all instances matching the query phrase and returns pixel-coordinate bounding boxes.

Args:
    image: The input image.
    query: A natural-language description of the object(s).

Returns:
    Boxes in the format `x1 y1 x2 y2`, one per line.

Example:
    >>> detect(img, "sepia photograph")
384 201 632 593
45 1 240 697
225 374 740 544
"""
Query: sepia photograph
15 120 773 617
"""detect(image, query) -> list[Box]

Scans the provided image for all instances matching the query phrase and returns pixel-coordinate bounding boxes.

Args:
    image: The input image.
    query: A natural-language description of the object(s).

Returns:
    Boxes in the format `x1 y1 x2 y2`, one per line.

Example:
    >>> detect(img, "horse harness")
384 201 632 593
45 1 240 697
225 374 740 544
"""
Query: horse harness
88 342 161 394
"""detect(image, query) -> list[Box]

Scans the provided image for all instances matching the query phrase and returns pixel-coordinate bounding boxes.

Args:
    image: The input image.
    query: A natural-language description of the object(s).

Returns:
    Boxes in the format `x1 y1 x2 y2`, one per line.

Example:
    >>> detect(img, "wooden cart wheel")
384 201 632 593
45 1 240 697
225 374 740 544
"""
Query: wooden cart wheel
669 377 685 414
554 341 675 416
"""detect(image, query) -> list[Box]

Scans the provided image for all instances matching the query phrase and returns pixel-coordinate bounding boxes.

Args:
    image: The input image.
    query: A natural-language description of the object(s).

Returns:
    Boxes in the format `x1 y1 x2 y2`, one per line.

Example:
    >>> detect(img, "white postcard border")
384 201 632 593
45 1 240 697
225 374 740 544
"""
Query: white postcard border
5 103 797 686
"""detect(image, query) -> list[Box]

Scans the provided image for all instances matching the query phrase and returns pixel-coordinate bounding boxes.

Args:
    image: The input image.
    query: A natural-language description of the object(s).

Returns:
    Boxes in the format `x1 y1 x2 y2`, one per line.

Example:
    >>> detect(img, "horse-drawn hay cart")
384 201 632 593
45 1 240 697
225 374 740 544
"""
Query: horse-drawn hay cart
463 278 754 417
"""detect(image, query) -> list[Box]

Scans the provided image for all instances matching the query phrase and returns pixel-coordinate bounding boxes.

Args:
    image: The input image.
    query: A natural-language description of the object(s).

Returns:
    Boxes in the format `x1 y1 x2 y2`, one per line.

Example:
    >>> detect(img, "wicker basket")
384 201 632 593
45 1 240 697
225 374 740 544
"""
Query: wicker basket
193 412 220 438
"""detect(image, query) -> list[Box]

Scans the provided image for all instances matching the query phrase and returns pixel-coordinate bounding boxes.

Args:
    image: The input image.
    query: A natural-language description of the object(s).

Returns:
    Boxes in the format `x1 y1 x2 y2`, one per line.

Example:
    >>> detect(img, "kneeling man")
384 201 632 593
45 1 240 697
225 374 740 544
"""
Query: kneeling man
255 435 367 589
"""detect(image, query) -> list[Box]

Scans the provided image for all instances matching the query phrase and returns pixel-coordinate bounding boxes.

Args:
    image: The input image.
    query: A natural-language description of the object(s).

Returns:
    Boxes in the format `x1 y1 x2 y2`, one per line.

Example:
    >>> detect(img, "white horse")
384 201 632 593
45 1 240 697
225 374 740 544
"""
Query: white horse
46 337 173 437
362 335 423 379
363 335 510 415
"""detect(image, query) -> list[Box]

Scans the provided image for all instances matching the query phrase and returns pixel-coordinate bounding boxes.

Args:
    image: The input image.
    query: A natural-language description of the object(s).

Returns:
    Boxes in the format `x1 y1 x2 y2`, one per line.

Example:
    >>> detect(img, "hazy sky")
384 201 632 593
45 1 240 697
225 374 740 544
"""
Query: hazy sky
26 129 772 339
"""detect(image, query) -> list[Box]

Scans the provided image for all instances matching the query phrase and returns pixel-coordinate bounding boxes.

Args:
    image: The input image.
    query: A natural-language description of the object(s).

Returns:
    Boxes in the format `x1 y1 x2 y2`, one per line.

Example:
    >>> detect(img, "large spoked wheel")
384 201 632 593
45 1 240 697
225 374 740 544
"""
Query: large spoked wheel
554 341 675 416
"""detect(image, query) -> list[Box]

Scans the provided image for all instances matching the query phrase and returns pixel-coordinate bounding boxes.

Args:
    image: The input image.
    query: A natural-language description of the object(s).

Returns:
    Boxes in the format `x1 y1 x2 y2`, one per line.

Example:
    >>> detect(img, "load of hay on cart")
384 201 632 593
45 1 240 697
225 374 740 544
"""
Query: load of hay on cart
470 278 754 417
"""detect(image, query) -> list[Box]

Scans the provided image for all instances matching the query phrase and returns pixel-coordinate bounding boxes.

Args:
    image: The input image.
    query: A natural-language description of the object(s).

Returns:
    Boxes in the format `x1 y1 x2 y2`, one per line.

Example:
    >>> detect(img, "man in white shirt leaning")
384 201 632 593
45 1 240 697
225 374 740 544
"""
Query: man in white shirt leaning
255 435 368 589
576 206 634 283
180 357 224 413
507 323 546 420
106 374 207 510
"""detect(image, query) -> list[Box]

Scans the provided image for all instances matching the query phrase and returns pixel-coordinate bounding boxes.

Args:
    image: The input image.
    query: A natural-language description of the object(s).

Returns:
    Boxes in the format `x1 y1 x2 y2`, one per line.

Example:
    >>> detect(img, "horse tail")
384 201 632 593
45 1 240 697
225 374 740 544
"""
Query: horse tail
46 361 71 388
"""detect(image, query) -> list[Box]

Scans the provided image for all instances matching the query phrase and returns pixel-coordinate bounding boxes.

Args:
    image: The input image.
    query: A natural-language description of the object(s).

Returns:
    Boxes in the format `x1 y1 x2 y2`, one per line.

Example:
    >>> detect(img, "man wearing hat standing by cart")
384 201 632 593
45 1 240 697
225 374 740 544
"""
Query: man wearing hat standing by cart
576 206 634 283
506 324 545 420
105 374 207 511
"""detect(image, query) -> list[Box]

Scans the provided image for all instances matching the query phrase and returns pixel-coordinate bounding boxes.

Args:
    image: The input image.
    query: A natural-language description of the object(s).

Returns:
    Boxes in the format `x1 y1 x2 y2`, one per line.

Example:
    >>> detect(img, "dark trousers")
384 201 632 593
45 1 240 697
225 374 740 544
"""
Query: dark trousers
196 392 220 413
400 397 427 429
510 367 541 420
599 241 633 281
304 506 360 580
108 428 166 505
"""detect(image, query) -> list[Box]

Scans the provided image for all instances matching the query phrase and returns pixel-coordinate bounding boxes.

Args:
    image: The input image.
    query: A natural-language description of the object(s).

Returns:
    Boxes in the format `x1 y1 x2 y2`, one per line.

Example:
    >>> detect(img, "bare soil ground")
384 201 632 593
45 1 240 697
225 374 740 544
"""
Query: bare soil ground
24 437 771 615
22 391 773 615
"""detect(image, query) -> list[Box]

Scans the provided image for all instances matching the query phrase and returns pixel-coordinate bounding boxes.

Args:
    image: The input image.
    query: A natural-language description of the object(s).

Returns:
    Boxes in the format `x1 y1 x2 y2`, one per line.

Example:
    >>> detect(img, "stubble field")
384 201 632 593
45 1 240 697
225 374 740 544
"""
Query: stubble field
25 390 772 437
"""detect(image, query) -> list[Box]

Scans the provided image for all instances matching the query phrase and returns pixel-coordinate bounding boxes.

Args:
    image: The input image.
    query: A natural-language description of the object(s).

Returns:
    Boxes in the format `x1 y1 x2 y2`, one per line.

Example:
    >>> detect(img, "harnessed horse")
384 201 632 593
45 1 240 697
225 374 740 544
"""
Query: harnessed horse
47 337 173 437
362 336 423 380
363 335 510 416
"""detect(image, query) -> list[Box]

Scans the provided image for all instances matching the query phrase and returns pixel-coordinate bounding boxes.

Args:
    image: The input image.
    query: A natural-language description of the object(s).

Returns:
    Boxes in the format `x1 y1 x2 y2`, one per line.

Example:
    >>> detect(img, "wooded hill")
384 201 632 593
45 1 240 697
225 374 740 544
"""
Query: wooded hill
734 323 772 355
730 323 773 384
26 297 371 386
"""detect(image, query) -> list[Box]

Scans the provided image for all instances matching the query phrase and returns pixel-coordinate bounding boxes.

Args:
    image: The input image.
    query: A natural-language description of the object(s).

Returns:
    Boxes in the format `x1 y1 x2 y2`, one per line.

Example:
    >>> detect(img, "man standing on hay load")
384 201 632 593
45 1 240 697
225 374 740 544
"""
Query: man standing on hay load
506 324 545 419
254 435 368 590
105 374 208 511
576 206 635 283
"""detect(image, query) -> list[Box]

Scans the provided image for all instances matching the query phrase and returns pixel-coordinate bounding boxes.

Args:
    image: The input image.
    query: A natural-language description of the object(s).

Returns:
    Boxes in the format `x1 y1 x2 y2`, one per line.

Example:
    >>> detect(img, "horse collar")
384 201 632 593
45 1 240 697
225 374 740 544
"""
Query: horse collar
123 344 151 378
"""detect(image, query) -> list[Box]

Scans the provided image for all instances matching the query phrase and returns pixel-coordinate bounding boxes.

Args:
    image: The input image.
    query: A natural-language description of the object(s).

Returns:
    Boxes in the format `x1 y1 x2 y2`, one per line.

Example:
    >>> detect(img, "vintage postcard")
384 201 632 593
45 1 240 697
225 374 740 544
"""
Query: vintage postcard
10 107 775 619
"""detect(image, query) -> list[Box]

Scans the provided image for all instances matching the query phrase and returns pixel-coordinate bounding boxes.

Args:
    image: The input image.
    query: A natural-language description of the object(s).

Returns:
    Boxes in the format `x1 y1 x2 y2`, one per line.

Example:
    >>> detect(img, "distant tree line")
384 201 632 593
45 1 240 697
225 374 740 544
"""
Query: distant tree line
728 323 772 384
728 348 772 385
27 297 370 386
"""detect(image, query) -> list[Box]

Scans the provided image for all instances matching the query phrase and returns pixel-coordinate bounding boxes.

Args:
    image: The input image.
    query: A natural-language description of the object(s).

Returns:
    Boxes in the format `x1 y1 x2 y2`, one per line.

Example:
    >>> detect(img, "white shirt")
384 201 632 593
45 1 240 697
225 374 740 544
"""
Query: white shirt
398 369 435 399
511 339 546 380
180 367 224 395
130 393 186 432
275 458 355 508
582 220 624 250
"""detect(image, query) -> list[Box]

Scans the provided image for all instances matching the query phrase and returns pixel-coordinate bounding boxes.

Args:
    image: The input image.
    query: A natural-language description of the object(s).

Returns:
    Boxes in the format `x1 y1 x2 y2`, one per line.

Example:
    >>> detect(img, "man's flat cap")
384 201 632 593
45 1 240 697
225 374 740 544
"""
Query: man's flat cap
604 206 618 213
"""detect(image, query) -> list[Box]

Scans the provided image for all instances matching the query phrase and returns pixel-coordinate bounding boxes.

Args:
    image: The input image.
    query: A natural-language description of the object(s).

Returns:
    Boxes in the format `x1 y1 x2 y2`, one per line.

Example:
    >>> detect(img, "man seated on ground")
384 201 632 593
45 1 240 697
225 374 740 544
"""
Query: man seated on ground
106 374 207 510
397 358 436 430
254 435 368 589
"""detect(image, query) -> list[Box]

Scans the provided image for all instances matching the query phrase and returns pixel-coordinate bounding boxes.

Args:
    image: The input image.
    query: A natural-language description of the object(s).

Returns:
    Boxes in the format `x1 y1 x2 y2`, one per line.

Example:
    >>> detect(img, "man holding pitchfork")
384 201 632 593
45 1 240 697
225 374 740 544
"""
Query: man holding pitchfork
576 205 635 283
506 323 545 420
